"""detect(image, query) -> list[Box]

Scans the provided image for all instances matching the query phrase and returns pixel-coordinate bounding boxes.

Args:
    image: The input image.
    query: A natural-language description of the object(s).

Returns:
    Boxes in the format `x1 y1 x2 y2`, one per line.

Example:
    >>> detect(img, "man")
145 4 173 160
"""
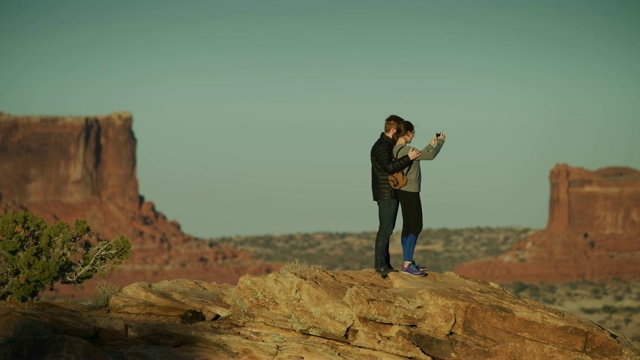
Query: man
370 115 421 277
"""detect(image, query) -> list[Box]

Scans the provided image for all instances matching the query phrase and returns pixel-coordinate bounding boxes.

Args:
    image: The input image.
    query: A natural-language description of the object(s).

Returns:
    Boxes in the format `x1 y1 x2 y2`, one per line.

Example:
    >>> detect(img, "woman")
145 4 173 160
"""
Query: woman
393 120 445 276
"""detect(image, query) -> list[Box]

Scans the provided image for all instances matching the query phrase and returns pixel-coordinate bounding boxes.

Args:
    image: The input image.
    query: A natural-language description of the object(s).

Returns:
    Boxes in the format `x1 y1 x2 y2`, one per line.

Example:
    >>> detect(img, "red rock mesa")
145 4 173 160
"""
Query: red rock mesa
0 111 277 298
455 163 640 283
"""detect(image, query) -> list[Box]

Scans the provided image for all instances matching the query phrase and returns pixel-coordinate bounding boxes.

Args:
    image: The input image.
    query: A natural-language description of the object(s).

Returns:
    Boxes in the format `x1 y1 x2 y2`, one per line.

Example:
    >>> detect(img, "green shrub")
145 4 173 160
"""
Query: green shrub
580 307 598 315
541 283 557 293
511 282 529 296
0 210 132 303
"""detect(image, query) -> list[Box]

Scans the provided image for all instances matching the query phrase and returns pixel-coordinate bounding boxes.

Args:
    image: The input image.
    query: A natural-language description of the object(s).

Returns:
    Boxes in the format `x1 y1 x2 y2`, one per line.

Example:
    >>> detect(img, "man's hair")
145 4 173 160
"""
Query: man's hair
384 115 405 133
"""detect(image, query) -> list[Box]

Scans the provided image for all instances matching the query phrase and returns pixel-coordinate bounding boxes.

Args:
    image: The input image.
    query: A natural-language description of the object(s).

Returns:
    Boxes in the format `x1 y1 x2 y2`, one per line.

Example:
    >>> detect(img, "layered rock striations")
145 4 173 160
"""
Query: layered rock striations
0 112 138 208
455 164 640 283
1 270 638 359
0 112 277 298
548 164 640 233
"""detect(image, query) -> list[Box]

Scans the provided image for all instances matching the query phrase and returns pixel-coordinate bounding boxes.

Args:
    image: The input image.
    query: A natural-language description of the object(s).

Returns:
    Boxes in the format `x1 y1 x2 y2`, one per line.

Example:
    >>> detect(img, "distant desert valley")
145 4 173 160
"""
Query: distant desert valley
1 112 639 359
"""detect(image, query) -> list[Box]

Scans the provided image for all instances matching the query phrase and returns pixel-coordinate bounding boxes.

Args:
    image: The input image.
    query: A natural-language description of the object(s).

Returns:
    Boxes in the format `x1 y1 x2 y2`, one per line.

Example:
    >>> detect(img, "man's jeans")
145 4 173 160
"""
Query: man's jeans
374 198 399 270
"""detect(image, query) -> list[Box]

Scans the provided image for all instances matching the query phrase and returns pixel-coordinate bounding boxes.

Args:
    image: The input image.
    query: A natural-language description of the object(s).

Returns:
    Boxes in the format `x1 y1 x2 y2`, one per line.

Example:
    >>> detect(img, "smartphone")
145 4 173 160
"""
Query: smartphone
436 132 442 138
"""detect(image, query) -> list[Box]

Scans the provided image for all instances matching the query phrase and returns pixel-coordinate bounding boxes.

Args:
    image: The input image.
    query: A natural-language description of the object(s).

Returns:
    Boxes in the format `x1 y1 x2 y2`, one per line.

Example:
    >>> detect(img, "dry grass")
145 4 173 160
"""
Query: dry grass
279 259 323 272
88 281 122 310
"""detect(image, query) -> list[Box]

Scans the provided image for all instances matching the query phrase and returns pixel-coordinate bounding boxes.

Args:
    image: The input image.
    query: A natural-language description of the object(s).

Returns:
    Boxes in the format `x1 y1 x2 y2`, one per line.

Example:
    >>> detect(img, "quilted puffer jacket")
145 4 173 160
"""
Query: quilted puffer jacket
370 133 412 201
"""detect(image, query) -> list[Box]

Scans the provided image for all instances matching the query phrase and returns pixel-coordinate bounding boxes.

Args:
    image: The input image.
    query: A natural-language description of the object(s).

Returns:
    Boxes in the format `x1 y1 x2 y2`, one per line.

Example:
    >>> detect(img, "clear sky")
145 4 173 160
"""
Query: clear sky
1 1 638 238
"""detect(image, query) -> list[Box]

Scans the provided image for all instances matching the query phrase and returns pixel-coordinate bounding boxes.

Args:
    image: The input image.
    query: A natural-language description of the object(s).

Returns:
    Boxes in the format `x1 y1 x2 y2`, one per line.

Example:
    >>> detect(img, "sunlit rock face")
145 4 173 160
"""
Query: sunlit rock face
547 164 640 233
0 112 138 209
1 271 639 359
0 112 277 299
455 164 640 283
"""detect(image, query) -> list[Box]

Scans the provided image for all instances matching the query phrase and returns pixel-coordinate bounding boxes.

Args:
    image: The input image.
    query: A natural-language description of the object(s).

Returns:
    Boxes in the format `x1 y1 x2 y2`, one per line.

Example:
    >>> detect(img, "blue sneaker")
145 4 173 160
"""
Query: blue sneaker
401 263 425 277
411 261 426 271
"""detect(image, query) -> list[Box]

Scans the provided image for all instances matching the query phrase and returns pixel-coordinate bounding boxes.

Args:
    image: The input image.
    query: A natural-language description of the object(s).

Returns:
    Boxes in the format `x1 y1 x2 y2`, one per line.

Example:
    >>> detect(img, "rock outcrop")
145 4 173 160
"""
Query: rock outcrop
0 112 277 299
547 164 640 233
455 164 640 283
1 270 639 359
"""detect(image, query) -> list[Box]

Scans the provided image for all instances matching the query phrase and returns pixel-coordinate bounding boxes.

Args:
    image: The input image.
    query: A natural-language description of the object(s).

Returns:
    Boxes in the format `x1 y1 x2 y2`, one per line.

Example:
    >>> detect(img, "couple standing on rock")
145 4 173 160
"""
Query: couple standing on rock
370 115 446 278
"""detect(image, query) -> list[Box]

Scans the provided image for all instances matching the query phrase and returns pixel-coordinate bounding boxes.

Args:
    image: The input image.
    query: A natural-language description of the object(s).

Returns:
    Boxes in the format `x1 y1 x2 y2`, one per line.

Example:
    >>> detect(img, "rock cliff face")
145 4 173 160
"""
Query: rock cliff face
0 112 277 298
1 271 639 359
455 164 640 283
547 164 640 233
0 112 138 209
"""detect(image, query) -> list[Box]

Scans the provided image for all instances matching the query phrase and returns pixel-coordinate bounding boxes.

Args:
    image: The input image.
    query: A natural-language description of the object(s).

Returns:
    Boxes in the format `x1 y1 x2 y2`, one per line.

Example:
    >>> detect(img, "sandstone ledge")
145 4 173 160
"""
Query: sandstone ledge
1 270 639 359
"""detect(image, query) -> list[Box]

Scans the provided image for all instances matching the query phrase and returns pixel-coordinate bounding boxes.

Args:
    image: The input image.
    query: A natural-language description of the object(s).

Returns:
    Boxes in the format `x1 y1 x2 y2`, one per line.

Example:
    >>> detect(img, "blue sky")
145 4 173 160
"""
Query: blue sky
1 0 638 238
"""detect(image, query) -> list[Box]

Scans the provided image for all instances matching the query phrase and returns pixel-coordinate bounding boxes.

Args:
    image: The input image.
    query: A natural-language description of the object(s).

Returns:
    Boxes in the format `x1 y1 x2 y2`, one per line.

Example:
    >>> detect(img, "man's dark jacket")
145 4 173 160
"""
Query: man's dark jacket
370 133 412 201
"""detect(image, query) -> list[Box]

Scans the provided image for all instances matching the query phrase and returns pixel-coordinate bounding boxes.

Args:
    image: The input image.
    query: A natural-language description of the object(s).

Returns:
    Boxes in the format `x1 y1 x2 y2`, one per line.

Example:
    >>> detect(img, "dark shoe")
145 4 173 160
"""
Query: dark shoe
375 267 396 278
411 260 427 271
401 263 426 277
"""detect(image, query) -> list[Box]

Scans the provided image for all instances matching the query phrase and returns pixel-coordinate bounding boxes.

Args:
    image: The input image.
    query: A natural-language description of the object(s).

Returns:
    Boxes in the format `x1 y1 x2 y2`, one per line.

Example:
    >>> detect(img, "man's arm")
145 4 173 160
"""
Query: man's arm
373 147 419 174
